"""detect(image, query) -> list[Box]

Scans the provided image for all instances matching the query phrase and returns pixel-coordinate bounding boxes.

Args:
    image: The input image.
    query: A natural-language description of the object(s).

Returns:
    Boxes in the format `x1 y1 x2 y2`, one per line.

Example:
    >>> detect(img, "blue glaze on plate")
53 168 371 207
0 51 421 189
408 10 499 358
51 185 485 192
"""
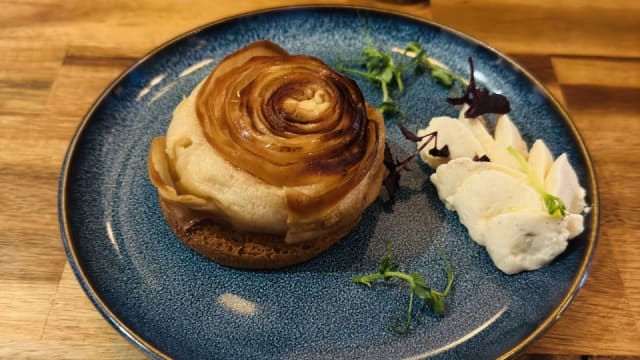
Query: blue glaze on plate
59 6 598 360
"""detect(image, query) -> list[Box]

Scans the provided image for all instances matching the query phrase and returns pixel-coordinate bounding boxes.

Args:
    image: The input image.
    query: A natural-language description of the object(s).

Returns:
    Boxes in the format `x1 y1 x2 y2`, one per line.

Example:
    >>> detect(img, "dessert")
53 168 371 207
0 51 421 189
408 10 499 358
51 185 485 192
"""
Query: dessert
148 40 387 269
418 105 587 274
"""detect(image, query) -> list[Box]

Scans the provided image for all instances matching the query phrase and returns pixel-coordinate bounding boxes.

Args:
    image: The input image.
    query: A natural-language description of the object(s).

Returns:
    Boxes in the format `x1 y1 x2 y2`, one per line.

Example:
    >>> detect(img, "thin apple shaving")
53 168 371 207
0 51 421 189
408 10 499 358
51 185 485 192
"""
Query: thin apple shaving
507 146 567 218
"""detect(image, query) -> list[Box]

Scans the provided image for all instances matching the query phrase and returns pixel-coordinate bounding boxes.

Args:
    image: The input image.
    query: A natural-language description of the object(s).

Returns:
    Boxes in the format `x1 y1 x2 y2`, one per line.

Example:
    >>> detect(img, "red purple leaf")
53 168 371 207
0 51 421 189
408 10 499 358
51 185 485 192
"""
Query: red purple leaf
447 57 511 118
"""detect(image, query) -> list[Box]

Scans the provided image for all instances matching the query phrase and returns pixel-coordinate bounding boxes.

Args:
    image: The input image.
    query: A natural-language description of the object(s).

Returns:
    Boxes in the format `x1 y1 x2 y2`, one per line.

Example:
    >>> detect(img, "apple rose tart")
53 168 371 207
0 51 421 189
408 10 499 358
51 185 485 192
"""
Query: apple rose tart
148 40 386 269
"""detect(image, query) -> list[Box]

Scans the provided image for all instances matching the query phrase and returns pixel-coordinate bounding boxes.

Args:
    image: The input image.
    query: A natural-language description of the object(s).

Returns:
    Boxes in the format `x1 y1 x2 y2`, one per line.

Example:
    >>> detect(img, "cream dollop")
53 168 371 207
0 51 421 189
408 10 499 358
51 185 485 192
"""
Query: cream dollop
421 106 586 274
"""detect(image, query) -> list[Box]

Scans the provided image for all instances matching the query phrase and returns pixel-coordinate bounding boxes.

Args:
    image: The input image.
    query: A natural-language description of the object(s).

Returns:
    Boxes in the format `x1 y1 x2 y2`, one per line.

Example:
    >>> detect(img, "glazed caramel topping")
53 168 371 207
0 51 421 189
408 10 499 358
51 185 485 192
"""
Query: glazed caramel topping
194 40 382 215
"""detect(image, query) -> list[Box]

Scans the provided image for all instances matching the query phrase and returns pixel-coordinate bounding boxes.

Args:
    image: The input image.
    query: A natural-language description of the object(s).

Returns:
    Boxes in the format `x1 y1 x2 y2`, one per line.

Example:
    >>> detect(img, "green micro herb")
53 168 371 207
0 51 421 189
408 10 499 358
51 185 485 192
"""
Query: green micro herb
507 146 567 218
337 41 405 116
403 41 467 88
353 242 454 334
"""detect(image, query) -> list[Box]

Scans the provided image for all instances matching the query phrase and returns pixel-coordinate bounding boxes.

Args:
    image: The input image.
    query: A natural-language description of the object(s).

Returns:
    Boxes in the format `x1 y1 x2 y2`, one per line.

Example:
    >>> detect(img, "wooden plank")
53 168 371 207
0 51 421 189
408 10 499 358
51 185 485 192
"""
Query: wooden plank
528 241 640 354
507 54 566 106
531 80 640 351
41 265 142 350
0 41 65 114
0 340 145 360
0 127 67 283
0 0 430 50
552 57 640 88
0 281 59 341
559 85 640 334
431 0 640 57
0 0 639 358
46 52 134 118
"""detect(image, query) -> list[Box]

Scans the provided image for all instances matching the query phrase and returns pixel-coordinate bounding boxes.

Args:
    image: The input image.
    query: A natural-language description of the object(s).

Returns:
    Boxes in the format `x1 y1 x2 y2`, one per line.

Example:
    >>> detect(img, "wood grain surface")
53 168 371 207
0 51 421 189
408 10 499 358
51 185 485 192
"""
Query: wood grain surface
1 0 639 359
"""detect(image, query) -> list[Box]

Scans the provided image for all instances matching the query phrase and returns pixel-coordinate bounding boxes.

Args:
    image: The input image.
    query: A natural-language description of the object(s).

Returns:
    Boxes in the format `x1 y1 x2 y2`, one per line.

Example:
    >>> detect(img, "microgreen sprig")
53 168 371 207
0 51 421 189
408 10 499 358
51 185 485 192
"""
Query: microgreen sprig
382 126 448 201
507 146 567 218
337 41 405 116
353 242 454 334
401 41 468 88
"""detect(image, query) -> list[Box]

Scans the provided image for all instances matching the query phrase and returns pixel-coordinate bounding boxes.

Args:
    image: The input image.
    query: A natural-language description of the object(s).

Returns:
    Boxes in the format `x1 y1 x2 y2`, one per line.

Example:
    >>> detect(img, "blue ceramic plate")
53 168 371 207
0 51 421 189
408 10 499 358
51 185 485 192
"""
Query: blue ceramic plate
59 6 598 359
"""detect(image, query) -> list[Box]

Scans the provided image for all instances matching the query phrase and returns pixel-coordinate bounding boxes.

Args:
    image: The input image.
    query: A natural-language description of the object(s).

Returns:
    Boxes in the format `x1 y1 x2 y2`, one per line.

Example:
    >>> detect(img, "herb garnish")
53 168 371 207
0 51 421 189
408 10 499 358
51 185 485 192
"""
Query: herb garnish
382 126 448 200
447 57 511 118
395 46 511 117
447 59 562 215
353 242 454 334
337 41 405 116
507 146 567 218
338 40 471 116
402 42 468 88
374 50 511 200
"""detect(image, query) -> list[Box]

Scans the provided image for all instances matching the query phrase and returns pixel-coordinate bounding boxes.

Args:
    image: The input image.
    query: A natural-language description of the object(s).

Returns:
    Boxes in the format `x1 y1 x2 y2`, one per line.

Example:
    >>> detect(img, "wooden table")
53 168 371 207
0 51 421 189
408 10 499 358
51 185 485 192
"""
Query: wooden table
1 1 639 358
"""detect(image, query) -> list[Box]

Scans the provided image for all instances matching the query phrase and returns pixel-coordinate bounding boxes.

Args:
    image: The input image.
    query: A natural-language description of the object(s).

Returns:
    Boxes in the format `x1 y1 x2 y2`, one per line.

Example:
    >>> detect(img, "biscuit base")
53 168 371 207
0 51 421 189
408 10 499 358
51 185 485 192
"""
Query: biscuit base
160 198 352 269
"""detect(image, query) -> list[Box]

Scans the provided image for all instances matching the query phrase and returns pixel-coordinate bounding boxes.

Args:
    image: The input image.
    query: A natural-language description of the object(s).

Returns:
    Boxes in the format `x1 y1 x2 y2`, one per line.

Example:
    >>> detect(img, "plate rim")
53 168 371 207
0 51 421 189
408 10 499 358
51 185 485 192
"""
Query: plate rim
58 4 600 359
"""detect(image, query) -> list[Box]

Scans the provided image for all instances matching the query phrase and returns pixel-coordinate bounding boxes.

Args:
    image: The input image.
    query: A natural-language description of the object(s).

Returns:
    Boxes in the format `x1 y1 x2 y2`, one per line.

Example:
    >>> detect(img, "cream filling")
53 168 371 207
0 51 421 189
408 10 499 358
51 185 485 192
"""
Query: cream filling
421 106 587 274
282 89 331 119
157 82 384 243
164 83 288 235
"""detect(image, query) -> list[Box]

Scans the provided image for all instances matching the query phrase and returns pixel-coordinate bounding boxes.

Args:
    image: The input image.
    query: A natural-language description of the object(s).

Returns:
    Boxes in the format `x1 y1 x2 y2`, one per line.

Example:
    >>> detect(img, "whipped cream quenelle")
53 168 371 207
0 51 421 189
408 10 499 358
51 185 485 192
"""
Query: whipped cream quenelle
418 107 586 274
149 40 386 244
